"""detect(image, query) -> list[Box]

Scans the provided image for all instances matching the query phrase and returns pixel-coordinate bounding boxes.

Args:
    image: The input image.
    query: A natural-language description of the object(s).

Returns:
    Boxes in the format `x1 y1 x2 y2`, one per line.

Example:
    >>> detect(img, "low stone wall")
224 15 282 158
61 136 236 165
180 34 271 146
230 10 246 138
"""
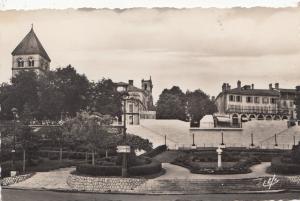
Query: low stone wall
1 173 34 186
67 174 147 192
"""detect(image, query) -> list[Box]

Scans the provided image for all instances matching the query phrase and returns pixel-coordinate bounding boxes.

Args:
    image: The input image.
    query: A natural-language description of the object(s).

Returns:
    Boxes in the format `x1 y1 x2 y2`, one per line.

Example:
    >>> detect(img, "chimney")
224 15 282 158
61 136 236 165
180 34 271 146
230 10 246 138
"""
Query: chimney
211 96 215 102
222 83 227 92
227 83 231 90
275 83 279 89
128 80 134 86
251 84 254 90
237 80 241 89
269 83 273 90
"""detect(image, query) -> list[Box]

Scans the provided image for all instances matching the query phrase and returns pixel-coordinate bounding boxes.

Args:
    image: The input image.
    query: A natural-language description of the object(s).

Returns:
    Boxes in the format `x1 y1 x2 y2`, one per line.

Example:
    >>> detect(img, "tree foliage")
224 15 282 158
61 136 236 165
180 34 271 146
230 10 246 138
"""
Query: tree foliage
88 79 122 117
156 86 187 121
156 86 217 122
186 89 217 123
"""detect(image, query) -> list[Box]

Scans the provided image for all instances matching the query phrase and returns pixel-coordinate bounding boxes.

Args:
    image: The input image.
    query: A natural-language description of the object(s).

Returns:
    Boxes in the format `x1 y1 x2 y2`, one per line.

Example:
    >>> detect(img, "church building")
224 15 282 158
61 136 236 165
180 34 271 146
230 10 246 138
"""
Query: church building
11 26 51 78
116 78 156 125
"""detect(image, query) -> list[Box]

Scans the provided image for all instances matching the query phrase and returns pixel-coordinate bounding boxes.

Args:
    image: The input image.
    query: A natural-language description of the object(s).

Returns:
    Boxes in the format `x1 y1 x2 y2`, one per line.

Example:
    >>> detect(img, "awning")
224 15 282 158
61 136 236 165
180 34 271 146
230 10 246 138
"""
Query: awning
216 116 231 123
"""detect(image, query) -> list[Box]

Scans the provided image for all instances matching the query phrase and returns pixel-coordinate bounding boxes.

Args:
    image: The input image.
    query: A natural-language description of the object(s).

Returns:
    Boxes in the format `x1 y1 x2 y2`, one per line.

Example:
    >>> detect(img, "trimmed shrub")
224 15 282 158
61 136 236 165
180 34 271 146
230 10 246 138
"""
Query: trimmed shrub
76 164 121 176
142 145 167 158
128 158 162 176
271 157 300 174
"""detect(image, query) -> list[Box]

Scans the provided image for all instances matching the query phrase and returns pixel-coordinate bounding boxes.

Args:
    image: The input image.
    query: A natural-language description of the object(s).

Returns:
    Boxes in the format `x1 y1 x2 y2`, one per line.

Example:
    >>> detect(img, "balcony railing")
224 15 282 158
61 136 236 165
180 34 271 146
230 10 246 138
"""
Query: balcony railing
226 108 290 115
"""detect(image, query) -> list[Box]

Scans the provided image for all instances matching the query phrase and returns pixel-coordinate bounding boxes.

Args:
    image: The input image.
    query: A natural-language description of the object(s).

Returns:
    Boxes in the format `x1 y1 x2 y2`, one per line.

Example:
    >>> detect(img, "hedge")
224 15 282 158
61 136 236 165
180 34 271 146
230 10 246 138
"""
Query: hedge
128 158 162 176
76 164 122 176
271 157 300 174
76 157 162 176
142 145 167 158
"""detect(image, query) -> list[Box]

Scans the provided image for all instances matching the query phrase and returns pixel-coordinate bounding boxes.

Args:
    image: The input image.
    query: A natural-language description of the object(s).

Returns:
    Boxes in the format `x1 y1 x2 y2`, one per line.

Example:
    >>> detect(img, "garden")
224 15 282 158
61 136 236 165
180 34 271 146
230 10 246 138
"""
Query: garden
1 111 163 178
171 148 284 174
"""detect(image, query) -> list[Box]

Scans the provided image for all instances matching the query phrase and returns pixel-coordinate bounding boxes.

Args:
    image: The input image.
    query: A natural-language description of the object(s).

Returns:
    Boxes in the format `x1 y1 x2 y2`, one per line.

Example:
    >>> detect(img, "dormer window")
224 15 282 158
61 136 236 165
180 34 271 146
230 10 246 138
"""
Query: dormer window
17 58 24 67
28 57 34 67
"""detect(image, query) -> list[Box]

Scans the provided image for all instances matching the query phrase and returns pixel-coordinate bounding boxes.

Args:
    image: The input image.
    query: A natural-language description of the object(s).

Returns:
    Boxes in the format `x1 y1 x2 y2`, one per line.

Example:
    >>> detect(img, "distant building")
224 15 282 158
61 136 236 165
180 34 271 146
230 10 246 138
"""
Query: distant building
215 81 297 126
11 26 51 78
116 78 156 125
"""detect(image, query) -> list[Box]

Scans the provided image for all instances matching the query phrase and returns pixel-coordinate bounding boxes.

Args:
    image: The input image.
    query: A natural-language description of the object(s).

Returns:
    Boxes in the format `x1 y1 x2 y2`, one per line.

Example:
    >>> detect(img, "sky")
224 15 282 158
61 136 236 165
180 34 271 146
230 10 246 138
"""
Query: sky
0 0 300 9
1 2 300 102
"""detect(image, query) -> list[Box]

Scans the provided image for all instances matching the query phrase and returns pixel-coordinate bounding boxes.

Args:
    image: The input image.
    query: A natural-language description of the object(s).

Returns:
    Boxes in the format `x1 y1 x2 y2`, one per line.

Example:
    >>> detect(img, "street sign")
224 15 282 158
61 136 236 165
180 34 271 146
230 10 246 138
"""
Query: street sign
117 145 131 153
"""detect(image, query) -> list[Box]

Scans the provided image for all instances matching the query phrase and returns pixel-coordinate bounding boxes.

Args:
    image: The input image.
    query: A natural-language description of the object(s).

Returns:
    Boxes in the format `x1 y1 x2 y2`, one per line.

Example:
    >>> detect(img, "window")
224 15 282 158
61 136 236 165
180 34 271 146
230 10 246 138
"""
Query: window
229 95 235 102
254 97 260 104
17 58 24 67
262 97 269 104
129 104 133 113
28 57 34 67
282 101 287 107
290 101 294 107
246 96 253 103
236 96 242 102
271 98 277 104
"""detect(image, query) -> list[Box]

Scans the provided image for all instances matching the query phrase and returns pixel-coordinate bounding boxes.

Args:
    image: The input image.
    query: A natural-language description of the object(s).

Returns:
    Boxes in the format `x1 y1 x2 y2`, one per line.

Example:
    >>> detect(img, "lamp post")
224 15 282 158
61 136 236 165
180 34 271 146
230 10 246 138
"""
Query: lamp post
220 131 225 148
274 134 278 148
117 84 129 177
11 107 18 176
250 133 255 148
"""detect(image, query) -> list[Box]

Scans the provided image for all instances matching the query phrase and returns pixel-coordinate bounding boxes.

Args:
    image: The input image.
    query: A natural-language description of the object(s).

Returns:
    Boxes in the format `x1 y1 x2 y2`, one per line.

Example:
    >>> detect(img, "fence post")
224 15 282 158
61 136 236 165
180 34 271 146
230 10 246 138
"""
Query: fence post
23 149 26 173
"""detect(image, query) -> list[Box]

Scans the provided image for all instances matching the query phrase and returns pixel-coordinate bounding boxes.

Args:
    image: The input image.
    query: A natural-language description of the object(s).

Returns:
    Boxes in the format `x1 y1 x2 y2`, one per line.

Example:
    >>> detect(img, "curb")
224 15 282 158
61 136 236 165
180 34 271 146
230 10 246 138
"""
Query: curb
2 186 291 195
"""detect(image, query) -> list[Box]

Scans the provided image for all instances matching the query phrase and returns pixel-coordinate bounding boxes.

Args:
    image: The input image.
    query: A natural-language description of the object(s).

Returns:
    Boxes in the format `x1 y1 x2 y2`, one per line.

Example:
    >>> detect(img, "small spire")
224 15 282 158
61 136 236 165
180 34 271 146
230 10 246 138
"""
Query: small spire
31 23 33 30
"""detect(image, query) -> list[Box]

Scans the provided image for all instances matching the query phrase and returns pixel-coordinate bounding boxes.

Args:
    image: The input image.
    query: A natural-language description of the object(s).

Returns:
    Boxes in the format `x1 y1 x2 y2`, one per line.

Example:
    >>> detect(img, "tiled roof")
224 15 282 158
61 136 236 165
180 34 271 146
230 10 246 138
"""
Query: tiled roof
278 88 296 94
11 28 51 61
226 88 280 96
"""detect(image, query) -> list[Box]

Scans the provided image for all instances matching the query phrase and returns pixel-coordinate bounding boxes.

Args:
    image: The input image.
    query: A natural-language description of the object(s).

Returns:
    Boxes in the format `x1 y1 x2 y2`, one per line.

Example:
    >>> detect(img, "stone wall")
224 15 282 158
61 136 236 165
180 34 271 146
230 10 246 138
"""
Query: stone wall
1 173 34 186
67 174 146 193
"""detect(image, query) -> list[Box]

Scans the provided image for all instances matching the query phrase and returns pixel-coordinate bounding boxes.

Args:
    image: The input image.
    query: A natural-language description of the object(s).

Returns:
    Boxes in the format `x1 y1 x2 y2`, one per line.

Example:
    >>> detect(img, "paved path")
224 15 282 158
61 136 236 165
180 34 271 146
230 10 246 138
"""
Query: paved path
7 163 272 192
154 162 272 180
10 167 75 190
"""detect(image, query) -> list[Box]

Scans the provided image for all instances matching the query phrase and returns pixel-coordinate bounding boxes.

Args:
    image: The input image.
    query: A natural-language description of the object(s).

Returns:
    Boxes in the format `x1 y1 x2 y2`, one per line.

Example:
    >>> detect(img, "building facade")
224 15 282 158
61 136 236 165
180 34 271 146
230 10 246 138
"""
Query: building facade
215 81 297 125
116 78 156 125
11 27 51 78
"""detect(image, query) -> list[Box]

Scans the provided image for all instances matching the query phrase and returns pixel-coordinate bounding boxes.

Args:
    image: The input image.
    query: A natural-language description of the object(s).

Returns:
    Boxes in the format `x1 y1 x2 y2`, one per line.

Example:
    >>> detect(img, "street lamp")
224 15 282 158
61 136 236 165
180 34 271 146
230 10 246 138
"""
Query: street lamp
220 130 226 148
11 107 18 176
116 84 130 177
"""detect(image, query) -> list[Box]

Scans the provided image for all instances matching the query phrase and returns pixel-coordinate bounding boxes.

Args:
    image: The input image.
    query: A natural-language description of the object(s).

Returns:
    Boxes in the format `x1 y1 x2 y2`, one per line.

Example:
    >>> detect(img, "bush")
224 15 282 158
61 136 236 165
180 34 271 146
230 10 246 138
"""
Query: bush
271 157 300 174
142 145 167 158
128 158 162 176
76 164 121 176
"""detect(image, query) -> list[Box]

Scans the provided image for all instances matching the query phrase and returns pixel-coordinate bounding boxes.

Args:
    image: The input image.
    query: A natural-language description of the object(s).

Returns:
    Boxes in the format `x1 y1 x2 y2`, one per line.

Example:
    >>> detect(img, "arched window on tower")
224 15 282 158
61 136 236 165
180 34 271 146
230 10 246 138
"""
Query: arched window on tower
28 57 34 67
17 58 24 67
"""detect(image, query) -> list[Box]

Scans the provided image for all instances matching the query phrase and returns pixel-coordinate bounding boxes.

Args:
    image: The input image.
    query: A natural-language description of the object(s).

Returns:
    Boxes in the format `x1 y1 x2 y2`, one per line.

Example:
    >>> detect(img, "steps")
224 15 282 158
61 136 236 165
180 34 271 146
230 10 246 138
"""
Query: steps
139 178 289 193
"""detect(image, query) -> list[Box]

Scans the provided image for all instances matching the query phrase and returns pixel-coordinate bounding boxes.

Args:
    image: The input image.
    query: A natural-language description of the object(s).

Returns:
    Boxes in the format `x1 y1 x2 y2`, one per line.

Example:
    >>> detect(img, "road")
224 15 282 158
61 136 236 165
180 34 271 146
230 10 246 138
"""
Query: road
2 189 300 201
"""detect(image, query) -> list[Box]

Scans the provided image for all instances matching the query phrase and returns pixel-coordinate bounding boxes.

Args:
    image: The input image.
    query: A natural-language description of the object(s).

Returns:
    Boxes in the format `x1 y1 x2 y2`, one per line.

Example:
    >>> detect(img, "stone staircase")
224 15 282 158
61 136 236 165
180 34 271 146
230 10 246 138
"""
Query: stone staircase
136 177 298 194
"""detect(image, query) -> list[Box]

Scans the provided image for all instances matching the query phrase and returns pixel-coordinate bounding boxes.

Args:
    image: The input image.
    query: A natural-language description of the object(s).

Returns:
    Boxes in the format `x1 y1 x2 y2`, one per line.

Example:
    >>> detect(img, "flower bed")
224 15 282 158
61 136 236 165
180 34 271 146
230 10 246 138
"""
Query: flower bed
1 173 34 186
173 153 261 174
67 174 146 192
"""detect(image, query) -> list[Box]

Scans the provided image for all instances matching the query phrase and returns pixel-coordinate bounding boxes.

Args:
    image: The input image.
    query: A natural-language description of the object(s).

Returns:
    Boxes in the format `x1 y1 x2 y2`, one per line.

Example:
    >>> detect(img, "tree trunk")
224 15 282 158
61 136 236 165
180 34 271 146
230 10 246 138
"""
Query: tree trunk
23 149 26 173
92 151 95 165
59 147 63 162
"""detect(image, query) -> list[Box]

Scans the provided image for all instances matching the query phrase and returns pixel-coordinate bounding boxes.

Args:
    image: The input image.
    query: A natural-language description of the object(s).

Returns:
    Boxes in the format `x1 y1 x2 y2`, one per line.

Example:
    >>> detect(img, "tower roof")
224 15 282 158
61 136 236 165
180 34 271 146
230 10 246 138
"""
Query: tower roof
11 27 51 61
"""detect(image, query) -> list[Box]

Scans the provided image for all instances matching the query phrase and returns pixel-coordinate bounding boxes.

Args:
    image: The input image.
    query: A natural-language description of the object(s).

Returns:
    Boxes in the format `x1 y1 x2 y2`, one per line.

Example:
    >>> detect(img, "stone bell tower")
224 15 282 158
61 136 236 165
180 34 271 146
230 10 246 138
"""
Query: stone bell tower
11 25 51 78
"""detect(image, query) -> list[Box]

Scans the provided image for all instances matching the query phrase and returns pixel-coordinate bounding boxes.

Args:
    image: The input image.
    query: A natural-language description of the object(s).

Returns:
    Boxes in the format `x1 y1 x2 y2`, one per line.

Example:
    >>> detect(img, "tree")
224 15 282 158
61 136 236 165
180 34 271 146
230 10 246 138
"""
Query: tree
0 71 39 120
186 89 217 126
156 86 187 121
88 79 122 116
62 111 116 165
54 65 90 116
